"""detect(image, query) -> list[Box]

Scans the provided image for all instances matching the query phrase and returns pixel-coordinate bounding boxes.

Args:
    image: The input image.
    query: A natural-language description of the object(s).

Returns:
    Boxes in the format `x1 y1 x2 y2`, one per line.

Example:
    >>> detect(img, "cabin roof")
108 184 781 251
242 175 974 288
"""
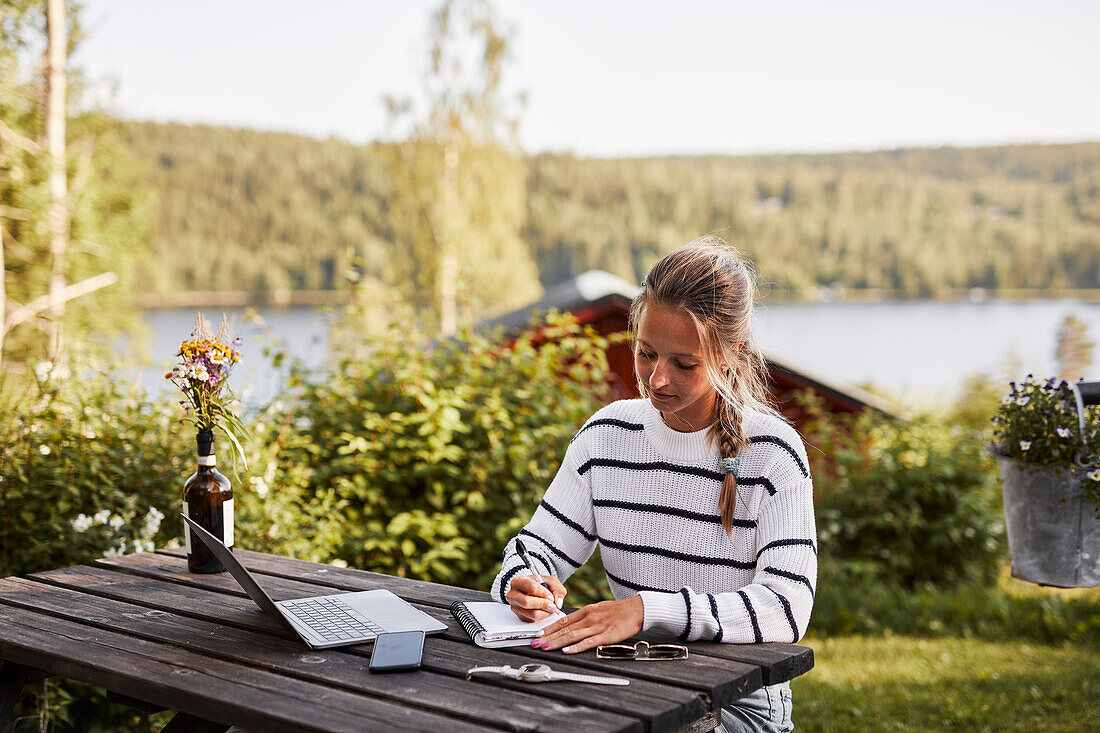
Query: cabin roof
489 269 902 420
485 270 637 331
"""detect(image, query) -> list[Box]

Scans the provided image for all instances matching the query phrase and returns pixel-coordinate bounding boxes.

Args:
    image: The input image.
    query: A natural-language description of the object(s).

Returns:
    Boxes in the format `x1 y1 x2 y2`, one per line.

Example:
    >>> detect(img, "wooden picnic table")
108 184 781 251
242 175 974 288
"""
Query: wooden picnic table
0 548 813 732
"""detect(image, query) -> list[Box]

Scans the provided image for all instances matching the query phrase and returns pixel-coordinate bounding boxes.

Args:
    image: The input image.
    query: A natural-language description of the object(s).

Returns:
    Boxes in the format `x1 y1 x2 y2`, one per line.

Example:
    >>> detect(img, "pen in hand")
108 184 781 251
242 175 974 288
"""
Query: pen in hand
514 539 560 609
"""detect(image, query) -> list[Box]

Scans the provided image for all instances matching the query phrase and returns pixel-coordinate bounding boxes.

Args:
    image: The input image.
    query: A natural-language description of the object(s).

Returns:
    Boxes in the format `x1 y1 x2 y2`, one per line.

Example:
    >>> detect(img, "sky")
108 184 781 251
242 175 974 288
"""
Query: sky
74 0 1100 157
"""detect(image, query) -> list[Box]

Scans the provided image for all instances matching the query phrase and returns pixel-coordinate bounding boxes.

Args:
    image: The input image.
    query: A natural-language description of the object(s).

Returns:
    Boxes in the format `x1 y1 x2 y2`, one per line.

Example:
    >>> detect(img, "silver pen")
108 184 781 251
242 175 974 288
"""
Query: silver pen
513 539 555 597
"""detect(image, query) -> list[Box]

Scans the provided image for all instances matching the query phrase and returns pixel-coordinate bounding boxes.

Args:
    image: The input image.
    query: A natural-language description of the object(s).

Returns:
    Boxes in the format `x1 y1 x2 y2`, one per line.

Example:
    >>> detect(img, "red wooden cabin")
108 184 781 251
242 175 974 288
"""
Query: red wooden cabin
486 271 900 435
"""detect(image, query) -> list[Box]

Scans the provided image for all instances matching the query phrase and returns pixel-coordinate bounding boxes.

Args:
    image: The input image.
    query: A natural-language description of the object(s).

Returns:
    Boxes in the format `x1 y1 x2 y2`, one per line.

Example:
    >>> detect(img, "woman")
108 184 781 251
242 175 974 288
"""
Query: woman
491 236 816 733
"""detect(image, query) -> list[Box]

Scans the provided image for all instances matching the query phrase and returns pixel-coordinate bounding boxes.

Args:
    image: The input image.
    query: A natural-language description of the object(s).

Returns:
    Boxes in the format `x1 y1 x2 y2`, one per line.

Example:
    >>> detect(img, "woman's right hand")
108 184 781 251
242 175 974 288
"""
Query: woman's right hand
506 574 568 622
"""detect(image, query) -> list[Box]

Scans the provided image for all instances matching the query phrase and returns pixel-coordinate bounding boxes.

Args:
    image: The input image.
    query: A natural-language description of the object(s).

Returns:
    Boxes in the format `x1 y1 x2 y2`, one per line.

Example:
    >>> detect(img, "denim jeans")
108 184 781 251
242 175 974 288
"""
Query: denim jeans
715 681 793 733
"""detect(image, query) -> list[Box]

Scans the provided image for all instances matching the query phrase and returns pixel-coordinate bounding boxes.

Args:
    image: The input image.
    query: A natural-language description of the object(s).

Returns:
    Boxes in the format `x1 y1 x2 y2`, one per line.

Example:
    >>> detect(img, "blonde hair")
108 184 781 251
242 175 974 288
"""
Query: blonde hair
628 235 780 534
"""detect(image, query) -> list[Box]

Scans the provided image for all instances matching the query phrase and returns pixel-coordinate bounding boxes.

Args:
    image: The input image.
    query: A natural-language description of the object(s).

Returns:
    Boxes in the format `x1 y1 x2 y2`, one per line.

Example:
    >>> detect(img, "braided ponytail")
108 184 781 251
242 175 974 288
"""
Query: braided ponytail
713 386 749 535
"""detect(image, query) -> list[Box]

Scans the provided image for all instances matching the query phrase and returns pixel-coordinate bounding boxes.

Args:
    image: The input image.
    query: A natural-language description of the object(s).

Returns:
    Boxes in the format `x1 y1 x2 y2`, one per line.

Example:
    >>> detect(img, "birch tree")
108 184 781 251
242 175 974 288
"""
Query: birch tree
44 0 66 363
385 0 540 334
0 1 152 374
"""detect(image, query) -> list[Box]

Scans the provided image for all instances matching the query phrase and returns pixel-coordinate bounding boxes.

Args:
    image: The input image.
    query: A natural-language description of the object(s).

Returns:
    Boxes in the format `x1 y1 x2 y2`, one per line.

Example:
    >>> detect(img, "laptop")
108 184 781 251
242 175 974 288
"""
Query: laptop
181 514 447 648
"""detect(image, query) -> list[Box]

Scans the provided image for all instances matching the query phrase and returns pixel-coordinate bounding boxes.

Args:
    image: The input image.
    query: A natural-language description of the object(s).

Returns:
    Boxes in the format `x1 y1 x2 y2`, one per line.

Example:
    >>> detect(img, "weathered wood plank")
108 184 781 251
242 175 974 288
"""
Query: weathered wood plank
0 577 645 733
661 641 813 686
97 552 350 601
0 603 497 733
89 555 762 709
21 569 705 730
149 549 811 684
155 547 488 607
48 561 760 711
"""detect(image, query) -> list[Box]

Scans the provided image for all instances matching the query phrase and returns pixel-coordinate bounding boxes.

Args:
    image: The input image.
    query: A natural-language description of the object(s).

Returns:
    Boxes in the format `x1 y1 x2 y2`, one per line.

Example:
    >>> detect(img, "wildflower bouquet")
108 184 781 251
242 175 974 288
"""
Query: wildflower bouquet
992 375 1100 507
165 314 249 467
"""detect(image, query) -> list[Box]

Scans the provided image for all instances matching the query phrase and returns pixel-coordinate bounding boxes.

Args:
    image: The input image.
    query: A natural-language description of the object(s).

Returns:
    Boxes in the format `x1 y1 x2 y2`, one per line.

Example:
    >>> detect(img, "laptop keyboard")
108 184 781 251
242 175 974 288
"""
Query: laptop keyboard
282 596 386 642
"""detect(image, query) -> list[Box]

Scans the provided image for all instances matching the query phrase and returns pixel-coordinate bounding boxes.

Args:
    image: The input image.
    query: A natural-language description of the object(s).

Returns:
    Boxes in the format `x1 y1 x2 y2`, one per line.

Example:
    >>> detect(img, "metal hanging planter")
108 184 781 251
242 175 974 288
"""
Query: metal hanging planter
997 381 1100 588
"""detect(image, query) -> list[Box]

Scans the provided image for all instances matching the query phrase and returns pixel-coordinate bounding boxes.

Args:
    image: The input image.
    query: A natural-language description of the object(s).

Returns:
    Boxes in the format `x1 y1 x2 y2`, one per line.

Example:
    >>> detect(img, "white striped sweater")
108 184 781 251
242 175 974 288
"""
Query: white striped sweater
491 398 817 644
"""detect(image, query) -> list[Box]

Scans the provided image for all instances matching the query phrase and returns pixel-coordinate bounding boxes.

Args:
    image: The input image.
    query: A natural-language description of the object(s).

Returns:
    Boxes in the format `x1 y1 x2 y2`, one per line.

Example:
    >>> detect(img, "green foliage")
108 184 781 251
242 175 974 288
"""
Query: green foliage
944 373 1005 434
383 0 541 324
797 635 1100 732
1 2 155 370
992 374 1100 512
7 679 173 733
992 375 1100 468
801 394 1006 589
0 370 184 578
811 557 1100 644
119 122 1100 300
1056 313 1095 381
240 309 616 590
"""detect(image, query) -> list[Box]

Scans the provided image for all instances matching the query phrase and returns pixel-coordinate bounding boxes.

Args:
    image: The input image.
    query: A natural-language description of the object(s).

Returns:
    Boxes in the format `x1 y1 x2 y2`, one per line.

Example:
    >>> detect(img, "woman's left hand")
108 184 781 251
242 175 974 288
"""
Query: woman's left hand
535 595 644 654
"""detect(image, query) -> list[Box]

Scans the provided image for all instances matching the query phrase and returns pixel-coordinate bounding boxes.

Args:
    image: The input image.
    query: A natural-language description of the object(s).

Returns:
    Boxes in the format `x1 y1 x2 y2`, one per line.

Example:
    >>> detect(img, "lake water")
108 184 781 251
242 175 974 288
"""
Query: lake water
141 300 1100 410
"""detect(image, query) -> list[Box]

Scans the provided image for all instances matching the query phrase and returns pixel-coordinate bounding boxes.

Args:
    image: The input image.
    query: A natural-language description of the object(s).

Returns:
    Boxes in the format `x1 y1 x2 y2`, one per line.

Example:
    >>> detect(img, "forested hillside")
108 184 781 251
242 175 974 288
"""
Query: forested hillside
125 122 1100 300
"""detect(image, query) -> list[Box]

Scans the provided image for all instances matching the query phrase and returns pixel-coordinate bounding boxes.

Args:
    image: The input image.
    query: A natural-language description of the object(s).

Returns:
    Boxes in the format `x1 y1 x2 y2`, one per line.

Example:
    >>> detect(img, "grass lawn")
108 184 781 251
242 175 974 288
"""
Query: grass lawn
793 634 1100 732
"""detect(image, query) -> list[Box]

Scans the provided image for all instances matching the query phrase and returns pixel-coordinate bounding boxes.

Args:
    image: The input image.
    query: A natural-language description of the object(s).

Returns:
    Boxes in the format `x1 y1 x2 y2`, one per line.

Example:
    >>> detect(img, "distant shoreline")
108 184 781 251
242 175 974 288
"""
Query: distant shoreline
135 290 349 309
135 287 1100 310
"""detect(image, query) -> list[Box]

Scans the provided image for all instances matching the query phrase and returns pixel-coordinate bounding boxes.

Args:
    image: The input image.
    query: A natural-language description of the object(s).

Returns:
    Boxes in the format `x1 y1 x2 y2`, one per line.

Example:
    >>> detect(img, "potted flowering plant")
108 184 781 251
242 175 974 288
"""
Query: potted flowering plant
991 375 1100 587
165 314 249 573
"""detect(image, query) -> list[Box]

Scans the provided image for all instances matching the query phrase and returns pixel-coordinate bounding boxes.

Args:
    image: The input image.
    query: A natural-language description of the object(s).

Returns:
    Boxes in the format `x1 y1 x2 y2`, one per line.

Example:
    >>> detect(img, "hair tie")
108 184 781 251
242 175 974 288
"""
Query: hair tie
718 457 740 477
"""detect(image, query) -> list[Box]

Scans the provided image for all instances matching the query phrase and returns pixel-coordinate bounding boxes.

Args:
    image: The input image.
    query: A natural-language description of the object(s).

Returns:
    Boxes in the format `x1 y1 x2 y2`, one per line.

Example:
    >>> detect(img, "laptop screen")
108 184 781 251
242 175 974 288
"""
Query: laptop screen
181 514 286 622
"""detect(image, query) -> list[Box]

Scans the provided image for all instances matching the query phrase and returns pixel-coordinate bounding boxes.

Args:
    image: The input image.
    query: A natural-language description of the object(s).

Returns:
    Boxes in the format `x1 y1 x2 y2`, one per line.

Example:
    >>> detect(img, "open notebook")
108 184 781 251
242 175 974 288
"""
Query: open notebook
449 601 564 648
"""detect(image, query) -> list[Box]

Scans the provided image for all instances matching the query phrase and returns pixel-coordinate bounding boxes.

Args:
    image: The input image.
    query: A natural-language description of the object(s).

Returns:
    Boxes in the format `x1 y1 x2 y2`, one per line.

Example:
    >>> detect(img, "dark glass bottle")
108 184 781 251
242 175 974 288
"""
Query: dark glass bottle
183 428 233 573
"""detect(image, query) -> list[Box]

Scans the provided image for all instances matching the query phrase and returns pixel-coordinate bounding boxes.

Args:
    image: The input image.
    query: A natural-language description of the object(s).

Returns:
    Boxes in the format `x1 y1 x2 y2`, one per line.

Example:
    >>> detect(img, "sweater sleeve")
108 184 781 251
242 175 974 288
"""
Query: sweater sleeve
490 439 598 603
638 475 817 643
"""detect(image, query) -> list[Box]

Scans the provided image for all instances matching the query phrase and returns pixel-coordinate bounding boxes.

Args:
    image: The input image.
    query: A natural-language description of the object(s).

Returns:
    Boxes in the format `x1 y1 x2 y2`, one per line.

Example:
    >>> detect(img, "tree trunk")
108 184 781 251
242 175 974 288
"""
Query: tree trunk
45 0 68 363
439 142 459 336
0 222 5 369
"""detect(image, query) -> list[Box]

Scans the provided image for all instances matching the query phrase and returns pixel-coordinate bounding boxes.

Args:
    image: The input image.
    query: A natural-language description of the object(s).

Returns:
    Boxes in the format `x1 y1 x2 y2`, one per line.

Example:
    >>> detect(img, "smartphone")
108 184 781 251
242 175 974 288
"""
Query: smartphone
368 630 425 673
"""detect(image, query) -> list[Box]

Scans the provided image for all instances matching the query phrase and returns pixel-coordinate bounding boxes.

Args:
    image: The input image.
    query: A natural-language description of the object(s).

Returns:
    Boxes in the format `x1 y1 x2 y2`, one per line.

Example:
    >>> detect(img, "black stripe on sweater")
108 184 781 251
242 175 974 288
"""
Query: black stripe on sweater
604 569 671 593
528 549 554 576
707 593 724 642
518 528 584 569
749 435 809 477
578 458 724 483
539 499 597 541
737 590 763 643
679 588 693 642
572 418 645 443
598 536 757 569
592 498 755 528
763 566 815 598
764 585 800 643
756 538 818 559
498 564 524 604
736 476 778 496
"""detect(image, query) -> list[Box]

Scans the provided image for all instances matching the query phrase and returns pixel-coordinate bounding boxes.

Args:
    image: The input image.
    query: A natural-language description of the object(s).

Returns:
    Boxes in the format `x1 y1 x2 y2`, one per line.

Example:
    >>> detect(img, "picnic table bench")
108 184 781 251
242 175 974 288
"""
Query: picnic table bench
0 548 813 732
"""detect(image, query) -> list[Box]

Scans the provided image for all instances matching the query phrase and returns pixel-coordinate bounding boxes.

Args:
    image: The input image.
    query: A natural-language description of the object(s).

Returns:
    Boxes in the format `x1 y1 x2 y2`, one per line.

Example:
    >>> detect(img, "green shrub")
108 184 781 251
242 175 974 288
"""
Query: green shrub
811 556 1100 643
243 308 619 592
800 394 1006 589
0 371 185 578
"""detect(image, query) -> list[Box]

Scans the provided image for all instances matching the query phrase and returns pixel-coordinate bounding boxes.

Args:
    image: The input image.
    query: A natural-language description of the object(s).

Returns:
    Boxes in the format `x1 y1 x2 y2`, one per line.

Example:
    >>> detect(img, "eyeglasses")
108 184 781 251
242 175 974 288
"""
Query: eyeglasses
595 640 689 661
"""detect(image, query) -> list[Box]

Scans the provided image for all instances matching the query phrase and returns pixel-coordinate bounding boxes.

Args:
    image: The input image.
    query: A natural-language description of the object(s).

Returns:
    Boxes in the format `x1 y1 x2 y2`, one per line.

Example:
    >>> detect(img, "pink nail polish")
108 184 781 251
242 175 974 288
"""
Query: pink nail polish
539 641 550 649
530 639 540 647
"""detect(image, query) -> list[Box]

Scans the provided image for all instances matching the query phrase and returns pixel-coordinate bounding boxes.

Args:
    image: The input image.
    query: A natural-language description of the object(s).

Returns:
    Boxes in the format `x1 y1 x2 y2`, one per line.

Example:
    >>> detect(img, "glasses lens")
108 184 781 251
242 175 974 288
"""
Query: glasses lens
648 645 688 659
596 645 637 659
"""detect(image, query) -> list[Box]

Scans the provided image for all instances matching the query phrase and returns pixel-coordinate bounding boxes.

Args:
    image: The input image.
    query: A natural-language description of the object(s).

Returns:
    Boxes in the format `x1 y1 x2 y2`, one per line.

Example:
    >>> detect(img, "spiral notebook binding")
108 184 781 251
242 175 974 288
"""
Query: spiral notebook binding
449 601 485 641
